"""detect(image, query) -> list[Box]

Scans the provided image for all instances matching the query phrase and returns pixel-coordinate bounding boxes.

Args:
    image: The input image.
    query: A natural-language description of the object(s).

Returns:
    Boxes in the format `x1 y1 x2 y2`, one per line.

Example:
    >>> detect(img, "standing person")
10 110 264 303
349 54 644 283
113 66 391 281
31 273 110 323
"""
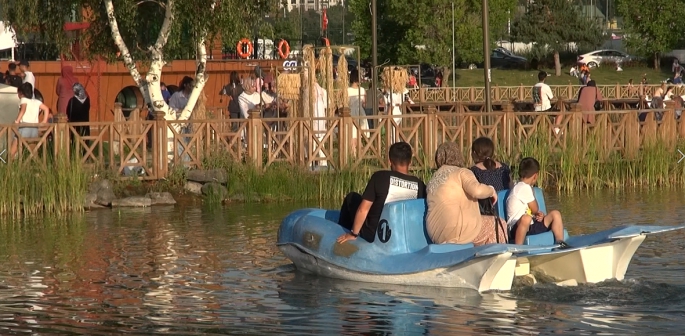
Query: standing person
336 142 427 244
576 80 604 124
384 82 413 144
169 76 193 118
66 83 90 138
10 83 50 157
313 78 328 169
348 69 368 154
4 63 22 88
56 65 79 115
532 71 561 134
219 71 244 129
160 82 171 104
18 60 35 98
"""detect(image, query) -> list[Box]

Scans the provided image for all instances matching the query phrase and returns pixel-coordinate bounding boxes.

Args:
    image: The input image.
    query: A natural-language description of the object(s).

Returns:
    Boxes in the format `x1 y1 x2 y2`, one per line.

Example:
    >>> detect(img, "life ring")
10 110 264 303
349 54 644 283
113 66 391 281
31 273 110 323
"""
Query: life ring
321 37 330 47
277 40 290 59
237 38 253 59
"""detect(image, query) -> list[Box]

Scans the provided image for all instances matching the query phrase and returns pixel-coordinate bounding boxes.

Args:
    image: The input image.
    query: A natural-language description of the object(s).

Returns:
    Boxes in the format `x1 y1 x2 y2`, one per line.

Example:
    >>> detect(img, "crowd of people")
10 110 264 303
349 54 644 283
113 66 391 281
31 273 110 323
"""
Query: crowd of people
336 139 569 248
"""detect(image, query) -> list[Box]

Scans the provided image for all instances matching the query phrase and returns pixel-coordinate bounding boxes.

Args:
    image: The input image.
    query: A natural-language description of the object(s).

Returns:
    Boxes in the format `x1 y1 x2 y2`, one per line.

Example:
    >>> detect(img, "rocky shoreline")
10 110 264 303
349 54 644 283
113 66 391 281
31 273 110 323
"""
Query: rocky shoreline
84 169 250 209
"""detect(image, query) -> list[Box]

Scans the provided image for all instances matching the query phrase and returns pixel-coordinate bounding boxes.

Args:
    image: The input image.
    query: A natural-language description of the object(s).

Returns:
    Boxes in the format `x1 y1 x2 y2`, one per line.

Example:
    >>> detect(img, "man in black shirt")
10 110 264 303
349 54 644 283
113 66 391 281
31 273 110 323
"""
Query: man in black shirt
336 142 427 244
4 63 22 88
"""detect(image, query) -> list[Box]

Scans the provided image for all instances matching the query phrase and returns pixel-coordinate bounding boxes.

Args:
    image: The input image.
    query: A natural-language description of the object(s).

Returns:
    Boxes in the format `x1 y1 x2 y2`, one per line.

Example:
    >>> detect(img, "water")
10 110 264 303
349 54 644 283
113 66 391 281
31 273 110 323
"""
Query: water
0 189 683 335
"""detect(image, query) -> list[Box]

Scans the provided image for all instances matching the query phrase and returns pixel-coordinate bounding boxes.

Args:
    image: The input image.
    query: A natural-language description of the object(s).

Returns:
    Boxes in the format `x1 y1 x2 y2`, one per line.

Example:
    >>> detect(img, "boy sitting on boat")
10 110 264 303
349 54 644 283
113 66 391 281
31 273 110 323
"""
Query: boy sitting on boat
506 157 569 247
336 142 427 244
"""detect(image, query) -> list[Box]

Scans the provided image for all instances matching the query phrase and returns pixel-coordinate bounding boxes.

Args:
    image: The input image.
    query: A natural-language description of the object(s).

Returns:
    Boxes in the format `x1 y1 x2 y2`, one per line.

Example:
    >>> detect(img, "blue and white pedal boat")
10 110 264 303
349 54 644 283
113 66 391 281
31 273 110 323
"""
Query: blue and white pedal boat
277 188 684 292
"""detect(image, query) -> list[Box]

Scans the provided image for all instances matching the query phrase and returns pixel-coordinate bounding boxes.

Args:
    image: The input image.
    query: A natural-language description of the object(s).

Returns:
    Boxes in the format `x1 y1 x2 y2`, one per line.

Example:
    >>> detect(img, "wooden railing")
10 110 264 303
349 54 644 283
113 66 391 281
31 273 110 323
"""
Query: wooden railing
407 84 681 103
1 101 683 179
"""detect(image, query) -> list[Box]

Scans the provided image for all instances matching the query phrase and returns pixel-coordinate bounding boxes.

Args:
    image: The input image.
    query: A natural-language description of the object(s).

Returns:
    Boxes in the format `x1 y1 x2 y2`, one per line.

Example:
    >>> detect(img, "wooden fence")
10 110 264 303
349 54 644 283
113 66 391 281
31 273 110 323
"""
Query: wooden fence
1 102 683 179
407 84 682 103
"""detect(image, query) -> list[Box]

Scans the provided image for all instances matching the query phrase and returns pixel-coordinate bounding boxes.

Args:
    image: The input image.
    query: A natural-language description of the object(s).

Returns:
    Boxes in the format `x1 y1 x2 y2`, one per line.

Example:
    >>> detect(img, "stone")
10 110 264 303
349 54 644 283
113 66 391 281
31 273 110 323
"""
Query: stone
201 182 228 199
186 169 228 184
514 274 537 287
146 192 177 205
111 196 152 208
184 181 203 195
554 279 578 287
83 193 107 210
89 179 116 206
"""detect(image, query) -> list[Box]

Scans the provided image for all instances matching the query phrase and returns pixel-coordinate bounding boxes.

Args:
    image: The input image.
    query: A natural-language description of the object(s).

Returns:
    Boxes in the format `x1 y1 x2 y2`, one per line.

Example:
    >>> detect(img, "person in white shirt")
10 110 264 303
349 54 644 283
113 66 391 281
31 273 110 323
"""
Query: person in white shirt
237 77 261 142
384 86 413 143
313 80 328 168
18 60 35 98
11 82 50 157
348 70 368 153
532 71 563 134
505 157 568 247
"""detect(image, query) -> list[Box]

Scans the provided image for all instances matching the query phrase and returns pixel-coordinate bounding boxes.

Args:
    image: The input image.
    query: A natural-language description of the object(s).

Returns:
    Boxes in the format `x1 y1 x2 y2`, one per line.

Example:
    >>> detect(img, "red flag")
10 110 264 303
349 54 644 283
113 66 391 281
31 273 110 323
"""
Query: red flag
322 9 328 31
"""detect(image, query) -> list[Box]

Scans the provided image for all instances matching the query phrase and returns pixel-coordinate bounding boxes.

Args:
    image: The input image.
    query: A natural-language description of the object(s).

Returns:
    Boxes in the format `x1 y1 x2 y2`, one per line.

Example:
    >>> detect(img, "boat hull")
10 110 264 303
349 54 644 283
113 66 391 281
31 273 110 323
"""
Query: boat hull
280 244 517 292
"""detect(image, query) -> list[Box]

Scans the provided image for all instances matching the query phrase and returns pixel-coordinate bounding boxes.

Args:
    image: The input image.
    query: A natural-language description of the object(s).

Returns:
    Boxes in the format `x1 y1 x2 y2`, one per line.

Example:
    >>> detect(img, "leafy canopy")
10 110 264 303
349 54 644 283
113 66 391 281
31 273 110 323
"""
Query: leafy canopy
0 0 270 62
616 0 685 58
348 0 516 66
512 0 604 55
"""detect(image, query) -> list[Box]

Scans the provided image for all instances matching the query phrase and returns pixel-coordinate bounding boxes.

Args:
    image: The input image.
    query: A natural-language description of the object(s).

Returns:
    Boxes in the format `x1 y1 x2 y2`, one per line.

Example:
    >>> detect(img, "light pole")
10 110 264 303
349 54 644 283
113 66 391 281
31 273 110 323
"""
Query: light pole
452 2 455 87
482 0 492 112
371 0 378 114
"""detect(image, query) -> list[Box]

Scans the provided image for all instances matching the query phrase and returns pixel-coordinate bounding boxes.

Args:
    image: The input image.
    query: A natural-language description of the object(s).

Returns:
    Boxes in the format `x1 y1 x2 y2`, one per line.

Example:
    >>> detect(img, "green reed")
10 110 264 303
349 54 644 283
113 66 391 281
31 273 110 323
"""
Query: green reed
0 154 89 218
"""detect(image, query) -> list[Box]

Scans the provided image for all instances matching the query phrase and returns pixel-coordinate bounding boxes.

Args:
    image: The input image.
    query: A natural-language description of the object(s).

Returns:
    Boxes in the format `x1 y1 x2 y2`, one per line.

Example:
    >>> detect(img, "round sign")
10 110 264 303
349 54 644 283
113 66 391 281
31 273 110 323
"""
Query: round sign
377 219 392 243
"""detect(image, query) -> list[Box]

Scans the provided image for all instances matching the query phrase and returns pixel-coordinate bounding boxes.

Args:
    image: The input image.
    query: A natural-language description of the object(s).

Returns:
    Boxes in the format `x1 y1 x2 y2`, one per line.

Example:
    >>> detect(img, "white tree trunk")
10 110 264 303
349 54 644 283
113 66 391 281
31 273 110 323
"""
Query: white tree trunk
104 0 150 105
177 39 208 123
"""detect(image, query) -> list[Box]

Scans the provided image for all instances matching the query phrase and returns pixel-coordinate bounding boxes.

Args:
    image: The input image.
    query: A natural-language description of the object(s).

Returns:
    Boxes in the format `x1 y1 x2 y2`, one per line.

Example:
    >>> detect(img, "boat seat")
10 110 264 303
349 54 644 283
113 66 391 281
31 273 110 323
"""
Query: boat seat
374 199 436 254
496 187 568 245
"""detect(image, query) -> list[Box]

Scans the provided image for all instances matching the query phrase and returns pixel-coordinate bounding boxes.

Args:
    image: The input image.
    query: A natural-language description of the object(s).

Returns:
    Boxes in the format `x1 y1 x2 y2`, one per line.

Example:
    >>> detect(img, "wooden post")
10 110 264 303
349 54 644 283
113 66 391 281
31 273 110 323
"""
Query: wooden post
339 107 351 167
501 100 514 156
248 109 263 170
52 112 69 158
425 106 438 168
569 103 583 145
112 103 125 156
662 100 677 149
154 110 168 179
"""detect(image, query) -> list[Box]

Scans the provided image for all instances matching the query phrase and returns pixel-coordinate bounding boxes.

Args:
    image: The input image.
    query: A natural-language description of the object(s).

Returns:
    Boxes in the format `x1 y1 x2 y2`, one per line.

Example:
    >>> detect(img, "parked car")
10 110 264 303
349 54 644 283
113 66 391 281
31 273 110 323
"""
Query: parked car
460 50 527 70
577 49 636 68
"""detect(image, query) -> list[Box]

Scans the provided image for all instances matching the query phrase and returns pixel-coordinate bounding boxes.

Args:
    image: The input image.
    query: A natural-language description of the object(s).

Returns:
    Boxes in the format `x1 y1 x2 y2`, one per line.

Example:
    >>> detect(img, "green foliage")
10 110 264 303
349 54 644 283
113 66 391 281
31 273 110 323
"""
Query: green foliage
348 0 516 66
0 0 270 62
267 5 355 48
512 0 603 55
616 0 685 68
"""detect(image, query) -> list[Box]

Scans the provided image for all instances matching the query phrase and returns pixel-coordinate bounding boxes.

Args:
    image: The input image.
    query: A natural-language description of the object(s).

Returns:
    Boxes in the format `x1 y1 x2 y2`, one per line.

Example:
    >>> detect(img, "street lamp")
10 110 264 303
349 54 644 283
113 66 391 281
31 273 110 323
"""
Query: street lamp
482 0 492 112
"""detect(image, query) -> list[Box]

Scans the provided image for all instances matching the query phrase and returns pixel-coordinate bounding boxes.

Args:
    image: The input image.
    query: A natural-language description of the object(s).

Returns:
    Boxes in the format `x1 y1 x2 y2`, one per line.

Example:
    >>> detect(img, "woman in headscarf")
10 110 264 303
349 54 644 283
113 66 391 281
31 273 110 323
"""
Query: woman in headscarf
426 142 507 246
56 65 79 115
66 83 90 138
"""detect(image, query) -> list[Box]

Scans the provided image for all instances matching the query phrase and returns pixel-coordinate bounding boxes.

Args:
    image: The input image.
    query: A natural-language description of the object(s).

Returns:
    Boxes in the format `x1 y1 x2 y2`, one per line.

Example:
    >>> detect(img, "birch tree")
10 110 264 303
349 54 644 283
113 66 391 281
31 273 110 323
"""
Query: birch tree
1 0 268 122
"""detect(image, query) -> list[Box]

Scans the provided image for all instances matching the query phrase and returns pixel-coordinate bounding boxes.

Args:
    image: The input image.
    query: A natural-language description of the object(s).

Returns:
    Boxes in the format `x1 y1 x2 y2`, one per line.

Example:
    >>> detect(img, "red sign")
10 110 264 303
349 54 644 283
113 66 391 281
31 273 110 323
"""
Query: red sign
322 9 328 31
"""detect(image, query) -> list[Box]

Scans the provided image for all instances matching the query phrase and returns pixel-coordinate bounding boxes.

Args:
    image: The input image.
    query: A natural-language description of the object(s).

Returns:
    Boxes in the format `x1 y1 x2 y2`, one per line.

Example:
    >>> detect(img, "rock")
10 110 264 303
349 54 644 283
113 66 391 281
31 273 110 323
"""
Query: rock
514 274 537 287
554 279 578 287
111 196 152 208
89 179 116 206
146 192 177 205
84 193 107 210
201 182 228 199
186 169 227 184
184 181 203 195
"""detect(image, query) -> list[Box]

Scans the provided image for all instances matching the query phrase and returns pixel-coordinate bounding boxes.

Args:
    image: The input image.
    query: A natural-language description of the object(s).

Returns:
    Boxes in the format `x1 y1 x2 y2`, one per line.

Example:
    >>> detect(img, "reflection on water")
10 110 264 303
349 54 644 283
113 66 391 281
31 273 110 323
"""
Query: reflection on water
0 189 682 334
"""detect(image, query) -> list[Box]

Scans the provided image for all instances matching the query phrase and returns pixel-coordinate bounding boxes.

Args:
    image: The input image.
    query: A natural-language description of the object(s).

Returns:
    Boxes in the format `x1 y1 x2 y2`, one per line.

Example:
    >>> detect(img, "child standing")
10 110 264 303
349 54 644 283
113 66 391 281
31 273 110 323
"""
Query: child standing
506 157 568 246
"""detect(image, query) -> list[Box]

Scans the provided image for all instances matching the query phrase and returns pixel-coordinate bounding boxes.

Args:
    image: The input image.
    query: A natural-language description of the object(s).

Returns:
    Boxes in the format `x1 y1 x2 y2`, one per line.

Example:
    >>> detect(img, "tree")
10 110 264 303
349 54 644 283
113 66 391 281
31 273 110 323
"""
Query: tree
512 0 603 76
616 0 685 69
271 5 355 48
348 0 515 86
1 0 267 123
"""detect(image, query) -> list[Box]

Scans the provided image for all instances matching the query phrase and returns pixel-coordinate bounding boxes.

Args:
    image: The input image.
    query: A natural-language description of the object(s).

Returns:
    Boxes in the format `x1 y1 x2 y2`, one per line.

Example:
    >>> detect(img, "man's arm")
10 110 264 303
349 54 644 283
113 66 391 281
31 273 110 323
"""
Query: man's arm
350 200 372 235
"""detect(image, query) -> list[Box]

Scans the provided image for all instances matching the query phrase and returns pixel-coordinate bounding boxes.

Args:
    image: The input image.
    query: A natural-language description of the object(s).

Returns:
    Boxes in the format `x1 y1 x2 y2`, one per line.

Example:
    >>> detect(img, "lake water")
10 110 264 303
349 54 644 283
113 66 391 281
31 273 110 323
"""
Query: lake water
0 189 683 335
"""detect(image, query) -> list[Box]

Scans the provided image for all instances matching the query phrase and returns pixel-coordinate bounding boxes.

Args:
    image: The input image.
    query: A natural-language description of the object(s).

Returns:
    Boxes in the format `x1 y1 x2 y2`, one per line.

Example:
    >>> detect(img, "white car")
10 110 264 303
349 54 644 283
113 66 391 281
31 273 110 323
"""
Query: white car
577 49 636 68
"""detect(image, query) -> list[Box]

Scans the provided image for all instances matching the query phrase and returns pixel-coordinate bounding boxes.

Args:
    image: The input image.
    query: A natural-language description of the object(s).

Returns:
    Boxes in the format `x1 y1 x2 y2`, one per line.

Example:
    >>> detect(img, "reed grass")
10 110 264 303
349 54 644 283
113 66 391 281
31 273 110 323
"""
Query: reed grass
0 154 89 218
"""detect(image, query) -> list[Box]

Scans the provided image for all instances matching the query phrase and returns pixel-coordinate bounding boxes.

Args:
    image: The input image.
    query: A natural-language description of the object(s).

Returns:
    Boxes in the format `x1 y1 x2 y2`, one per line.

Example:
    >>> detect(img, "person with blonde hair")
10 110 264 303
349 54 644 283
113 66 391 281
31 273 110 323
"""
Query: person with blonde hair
426 142 507 245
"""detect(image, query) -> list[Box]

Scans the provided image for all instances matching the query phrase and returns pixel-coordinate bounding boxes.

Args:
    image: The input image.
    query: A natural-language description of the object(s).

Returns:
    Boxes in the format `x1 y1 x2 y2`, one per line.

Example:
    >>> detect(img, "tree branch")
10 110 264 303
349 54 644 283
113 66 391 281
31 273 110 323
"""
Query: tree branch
104 0 145 88
151 0 174 57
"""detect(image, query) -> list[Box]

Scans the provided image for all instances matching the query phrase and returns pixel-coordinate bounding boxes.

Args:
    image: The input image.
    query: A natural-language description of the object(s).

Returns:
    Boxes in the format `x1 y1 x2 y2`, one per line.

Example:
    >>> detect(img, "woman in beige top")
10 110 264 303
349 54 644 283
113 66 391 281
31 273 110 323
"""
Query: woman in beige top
426 142 508 246
576 80 604 124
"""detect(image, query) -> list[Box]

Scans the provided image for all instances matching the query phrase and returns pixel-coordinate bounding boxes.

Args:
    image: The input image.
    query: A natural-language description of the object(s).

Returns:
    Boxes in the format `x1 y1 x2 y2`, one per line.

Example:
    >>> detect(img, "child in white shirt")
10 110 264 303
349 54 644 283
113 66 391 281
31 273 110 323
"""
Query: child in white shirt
506 157 568 246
